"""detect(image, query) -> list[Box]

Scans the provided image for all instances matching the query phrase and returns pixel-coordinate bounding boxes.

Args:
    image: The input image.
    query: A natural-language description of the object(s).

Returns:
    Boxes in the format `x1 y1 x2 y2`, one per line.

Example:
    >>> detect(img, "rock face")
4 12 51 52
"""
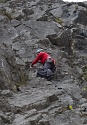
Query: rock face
0 0 87 125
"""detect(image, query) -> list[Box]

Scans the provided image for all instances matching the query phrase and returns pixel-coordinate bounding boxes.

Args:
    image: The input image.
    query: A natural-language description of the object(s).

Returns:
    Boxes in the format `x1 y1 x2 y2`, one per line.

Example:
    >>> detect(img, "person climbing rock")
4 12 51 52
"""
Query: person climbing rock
30 49 56 80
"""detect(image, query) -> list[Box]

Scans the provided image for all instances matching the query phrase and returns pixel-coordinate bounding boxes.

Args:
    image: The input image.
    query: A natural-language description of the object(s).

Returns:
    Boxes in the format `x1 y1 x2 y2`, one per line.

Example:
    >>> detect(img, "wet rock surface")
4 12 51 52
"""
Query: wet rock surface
0 0 87 125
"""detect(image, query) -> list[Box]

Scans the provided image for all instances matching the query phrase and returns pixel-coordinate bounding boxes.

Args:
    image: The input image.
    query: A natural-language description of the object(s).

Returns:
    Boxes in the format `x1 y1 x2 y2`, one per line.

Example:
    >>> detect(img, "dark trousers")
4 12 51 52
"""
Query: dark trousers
37 60 55 78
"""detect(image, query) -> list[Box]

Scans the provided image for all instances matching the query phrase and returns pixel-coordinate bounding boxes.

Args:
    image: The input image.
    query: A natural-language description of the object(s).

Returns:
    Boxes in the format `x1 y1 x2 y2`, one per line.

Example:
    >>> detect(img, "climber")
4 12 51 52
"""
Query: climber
30 49 56 80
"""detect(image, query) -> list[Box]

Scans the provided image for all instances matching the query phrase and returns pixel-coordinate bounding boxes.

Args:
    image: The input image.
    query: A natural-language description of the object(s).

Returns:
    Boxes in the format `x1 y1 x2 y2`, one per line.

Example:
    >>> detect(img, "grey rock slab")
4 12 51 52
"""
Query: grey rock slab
30 1 37 7
74 9 87 25
50 5 63 18
22 20 60 39
60 4 83 26
0 0 87 125
8 88 59 111
15 57 25 65
0 15 8 22
11 19 21 27
53 110 84 125
12 113 42 125
79 98 87 104
31 5 48 20
1 90 13 97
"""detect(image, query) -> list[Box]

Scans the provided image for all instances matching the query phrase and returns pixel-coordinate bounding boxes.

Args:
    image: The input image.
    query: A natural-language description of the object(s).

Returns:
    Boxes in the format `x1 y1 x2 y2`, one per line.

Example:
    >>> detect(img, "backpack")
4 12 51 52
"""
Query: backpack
47 58 56 72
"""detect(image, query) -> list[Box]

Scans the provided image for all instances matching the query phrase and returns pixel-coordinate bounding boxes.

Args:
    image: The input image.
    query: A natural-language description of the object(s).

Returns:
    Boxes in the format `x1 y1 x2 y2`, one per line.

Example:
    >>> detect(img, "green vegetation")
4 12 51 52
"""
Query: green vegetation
0 8 13 20
82 66 87 81
56 18 63 24
3 11 13 20
15 70 28 88
0 0 6 3
75 5 78 10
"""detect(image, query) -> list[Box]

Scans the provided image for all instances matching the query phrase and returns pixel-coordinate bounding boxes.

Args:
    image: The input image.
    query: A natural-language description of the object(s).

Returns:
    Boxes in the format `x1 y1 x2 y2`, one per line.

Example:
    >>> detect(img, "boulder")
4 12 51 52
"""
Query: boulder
74 10 87 25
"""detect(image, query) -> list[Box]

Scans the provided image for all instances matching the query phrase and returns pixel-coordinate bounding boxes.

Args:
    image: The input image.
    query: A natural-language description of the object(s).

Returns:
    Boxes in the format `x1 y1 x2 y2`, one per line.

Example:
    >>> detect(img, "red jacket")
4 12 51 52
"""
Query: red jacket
31 52 55 66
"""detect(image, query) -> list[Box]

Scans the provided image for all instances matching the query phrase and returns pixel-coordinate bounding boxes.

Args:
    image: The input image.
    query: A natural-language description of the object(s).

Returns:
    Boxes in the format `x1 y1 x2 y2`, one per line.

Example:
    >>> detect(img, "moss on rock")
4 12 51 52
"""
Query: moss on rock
82 66 87 81
0 0 6 3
